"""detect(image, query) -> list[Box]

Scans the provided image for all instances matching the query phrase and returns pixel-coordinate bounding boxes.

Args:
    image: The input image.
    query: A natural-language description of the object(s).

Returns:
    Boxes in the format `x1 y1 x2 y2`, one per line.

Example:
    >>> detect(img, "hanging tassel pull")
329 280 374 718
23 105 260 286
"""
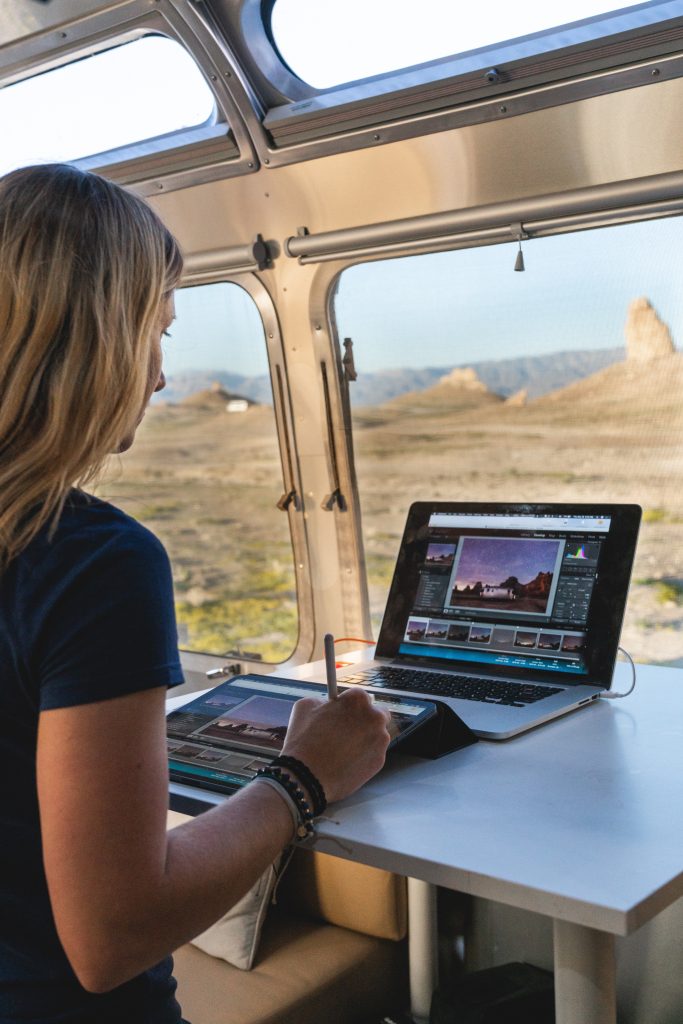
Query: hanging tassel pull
511 222 528 272
514 241 525 272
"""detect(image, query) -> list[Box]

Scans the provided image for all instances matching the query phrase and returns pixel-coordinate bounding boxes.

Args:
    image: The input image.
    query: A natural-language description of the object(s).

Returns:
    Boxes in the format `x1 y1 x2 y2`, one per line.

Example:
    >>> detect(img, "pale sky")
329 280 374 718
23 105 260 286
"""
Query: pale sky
167 215 683 379
0 36 214 176
332 216 683 372
3 0 679 379
271 0 656 88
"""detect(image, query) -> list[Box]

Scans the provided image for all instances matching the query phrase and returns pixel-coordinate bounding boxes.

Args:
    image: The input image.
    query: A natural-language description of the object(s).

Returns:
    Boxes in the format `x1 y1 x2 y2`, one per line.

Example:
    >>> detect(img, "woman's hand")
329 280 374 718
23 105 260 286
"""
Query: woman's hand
281 686 392 803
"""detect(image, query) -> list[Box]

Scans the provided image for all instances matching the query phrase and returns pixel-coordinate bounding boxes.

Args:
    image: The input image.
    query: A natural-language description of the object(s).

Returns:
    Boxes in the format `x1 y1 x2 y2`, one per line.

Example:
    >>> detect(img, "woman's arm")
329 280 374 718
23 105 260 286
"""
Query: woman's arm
37 684 389 993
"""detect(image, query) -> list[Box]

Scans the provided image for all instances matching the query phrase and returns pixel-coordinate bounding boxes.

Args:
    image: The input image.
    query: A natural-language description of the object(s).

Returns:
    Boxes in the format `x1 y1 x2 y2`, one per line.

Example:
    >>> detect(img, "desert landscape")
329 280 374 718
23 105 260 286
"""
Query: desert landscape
97 297 683 667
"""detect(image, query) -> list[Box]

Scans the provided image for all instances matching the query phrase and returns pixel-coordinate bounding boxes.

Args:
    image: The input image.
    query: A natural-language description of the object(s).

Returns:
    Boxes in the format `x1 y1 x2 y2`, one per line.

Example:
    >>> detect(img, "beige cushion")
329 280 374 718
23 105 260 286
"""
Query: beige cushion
172 907 408 1024
278 848 407 941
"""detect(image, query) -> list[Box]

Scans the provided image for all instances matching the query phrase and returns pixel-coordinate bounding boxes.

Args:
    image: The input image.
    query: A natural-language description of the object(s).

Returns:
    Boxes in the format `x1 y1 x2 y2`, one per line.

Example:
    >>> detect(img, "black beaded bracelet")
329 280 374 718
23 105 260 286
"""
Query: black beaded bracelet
255 765 315 840
269 755 327 817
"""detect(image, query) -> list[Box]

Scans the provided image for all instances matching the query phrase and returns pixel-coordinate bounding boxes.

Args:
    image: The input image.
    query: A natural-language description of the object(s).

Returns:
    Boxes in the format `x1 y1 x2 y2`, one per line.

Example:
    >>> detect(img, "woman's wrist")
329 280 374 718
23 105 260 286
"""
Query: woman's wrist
251 765 316 842
250 775 303 842
269 755 327 816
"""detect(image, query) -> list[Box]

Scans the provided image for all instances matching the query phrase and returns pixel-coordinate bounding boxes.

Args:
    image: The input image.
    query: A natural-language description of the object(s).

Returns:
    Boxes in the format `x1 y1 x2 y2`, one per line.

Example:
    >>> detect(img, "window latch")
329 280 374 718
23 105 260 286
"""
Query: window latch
277 489 299 511
342 337 357 382
321 488 347 512
225 648 263 662
206 663 243 680
320 362 347 512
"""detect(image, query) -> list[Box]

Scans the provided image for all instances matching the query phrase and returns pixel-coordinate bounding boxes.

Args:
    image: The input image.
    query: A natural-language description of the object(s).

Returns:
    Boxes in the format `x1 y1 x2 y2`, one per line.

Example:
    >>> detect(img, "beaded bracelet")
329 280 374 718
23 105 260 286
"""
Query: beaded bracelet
254 766 315 841
269 755 327 817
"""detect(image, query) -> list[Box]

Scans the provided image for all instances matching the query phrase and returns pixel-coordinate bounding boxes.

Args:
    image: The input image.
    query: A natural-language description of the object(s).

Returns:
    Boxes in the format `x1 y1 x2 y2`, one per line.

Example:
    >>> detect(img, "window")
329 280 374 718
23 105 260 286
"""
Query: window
271 0 655 89
334 216 683 667
0 36 216 177
96 282 298 662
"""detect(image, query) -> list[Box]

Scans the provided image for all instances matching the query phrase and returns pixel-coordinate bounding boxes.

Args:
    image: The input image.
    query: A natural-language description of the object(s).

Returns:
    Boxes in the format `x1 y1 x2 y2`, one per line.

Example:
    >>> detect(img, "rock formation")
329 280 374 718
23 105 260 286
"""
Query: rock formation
505 388 527 407
385 365 503 413
528 296 682 423
625 297 675 361
437 366 490 392
181 380 255 410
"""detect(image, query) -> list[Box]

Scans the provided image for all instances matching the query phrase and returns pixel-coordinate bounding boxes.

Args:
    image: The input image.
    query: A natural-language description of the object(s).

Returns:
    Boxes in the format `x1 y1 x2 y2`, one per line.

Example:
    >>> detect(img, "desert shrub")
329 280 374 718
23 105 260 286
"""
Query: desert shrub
176 595 297 661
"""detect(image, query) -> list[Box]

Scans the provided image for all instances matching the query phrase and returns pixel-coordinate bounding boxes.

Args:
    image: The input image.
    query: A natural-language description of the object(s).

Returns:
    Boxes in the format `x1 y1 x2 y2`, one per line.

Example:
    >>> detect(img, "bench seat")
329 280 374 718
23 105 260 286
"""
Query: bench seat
173 907 407 1024
167 810 409 1024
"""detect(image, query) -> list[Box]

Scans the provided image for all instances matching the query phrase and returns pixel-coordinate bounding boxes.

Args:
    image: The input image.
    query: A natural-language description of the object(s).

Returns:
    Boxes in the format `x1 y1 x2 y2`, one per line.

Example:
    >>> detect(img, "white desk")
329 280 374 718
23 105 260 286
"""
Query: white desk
169 658 683 1024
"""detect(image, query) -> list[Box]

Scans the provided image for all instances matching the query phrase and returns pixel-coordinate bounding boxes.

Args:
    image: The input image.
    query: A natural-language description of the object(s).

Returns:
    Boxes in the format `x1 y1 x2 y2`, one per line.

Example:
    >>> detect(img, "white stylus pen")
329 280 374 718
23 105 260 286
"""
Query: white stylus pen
323 633 338 700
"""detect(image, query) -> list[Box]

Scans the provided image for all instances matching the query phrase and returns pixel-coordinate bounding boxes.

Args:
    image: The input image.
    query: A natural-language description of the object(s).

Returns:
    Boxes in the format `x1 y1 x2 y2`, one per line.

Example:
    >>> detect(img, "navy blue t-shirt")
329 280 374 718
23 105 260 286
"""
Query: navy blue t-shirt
0 491 185 1023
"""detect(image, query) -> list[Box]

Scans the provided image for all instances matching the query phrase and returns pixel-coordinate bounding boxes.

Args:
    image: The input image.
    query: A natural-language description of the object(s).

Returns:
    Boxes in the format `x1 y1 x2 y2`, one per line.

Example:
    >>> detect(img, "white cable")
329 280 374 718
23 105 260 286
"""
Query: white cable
600 646 636 699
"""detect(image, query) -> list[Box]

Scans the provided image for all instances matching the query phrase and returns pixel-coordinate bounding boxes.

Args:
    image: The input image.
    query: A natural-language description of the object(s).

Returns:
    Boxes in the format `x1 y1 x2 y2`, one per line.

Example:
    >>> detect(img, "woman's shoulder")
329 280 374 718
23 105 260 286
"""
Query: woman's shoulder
9 493 183 710
59 490 165 557
16 491 169 590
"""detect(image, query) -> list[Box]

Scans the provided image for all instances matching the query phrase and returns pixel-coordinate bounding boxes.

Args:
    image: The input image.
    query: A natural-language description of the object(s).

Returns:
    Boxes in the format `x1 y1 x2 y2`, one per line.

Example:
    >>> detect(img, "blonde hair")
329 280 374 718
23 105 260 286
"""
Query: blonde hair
0 163 183 568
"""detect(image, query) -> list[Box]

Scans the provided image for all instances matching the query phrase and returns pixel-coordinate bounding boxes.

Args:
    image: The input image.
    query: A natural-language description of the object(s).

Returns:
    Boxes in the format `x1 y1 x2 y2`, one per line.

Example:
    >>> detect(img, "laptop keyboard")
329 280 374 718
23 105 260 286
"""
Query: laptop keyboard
345 667 562 707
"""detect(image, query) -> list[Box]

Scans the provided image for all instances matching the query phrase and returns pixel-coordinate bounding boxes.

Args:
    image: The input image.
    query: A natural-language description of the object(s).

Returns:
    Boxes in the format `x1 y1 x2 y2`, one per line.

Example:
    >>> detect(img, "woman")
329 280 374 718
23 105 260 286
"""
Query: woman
0 164 391 1024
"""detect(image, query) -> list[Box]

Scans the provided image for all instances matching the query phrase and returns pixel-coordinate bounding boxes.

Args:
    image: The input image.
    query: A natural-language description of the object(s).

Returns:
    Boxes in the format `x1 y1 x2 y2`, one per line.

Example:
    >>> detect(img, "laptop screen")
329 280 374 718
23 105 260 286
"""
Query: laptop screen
375 503 641 685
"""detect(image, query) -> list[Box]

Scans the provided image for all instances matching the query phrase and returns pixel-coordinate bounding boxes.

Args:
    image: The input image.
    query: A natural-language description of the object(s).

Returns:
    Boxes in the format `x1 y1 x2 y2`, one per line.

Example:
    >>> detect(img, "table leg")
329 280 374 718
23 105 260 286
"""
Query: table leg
408 878 438 1024
553 919 616 1024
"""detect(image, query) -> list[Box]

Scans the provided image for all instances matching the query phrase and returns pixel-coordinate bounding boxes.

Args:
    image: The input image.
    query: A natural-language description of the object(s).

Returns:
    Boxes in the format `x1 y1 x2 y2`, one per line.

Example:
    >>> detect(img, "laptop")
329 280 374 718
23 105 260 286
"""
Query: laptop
331 502 641 740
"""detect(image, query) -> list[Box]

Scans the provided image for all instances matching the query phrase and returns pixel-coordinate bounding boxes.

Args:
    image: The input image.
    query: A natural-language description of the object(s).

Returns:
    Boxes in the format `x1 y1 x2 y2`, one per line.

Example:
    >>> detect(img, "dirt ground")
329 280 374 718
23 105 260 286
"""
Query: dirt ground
353 355 683 667
97 354 683 667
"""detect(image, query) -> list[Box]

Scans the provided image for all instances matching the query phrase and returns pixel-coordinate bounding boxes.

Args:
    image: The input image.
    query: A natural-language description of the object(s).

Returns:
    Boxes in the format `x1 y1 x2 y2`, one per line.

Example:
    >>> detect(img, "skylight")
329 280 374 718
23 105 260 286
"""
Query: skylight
270 0 661 89
0 35 217 177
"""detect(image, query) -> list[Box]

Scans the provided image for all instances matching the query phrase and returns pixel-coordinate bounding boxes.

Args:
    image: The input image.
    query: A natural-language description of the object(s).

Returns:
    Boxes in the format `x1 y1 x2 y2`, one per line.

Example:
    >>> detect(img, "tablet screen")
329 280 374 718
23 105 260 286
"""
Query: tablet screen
167 674 436 794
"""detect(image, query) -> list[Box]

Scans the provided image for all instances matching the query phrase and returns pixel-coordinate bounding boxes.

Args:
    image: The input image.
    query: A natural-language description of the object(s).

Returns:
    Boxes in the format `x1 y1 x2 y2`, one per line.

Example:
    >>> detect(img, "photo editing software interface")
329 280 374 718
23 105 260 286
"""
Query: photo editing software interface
167 677 432 789
400 512 612 676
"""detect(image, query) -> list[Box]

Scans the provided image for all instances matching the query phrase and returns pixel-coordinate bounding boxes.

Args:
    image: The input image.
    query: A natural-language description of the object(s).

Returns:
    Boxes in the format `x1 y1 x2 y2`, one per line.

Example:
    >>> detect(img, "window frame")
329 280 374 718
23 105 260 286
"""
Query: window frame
170 270 315 679
317 190 683 644
226 0 683 164
0 0 260 195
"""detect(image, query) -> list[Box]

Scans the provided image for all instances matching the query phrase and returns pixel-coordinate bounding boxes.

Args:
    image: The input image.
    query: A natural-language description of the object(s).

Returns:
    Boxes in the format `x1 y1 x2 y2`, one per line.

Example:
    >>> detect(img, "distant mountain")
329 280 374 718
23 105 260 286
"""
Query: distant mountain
156 347 624 408
351 348 624 406
475 348 624 399
535 347 683 416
